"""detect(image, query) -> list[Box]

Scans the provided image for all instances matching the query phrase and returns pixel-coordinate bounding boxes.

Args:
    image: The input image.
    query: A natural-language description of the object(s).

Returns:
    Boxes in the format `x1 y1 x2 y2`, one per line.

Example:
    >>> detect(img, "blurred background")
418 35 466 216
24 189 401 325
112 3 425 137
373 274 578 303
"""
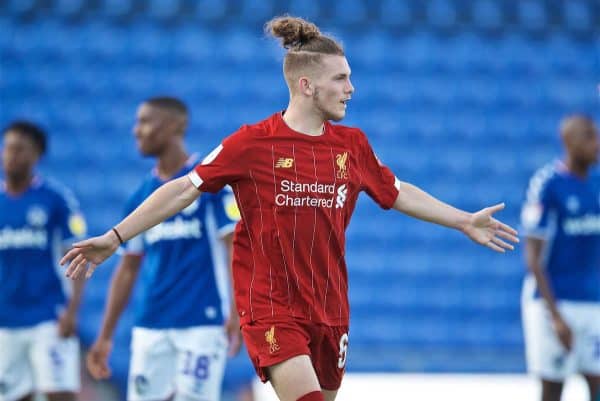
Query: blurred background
1 0 598 400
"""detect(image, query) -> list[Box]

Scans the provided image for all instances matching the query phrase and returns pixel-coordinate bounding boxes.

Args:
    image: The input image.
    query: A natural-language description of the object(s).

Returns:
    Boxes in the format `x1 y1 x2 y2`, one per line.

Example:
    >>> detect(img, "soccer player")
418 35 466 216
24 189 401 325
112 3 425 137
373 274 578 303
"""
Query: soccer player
84 97 241 401
521 115 600 401
0 121 86 401
61 17 519 401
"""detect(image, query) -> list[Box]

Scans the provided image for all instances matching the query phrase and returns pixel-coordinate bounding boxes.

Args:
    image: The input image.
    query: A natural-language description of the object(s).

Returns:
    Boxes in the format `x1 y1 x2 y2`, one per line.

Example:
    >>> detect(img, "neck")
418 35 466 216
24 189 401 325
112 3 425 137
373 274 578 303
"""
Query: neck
564 156 589 178
6 173 34 195
283 100 325 136
156 142 189 180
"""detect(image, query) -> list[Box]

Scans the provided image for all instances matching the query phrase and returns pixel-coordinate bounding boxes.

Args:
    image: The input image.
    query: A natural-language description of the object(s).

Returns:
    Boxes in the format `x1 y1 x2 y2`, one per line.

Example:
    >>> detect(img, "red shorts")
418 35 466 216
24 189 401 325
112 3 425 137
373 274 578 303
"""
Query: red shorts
241 318 349 391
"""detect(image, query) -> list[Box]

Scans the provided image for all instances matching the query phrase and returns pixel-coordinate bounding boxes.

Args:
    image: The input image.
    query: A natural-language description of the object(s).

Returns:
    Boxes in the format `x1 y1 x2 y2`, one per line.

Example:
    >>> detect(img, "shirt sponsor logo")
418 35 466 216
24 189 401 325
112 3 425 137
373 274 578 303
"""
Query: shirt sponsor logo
145 217 202 244
336 152 349 179
563 214 600 235
275 157 294 168
0 227 48 249
336 184 348 209
265 325 280 354
275 180 349 208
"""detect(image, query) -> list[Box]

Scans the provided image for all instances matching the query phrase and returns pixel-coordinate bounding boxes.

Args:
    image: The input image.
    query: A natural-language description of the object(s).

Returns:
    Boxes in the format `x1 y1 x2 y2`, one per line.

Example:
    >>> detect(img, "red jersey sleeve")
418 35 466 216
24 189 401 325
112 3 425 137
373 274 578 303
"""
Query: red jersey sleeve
358 131 400 209
189 127 249 193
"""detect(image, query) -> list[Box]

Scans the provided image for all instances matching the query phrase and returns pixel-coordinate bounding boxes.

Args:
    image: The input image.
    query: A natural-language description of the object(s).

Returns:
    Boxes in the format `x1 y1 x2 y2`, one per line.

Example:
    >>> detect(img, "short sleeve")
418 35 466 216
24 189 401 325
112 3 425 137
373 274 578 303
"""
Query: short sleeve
211 186 240 238
358 132 400 210
188 128 249 193
55 188 86 246
521 168 555 239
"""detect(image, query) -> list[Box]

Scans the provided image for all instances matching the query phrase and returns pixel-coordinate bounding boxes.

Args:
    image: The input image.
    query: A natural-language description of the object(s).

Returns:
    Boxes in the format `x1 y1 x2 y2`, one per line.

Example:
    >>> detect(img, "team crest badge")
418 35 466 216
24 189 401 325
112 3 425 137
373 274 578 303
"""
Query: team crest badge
336 152 349 179
566 196 579 213
26 206 48 227
265 325 280 354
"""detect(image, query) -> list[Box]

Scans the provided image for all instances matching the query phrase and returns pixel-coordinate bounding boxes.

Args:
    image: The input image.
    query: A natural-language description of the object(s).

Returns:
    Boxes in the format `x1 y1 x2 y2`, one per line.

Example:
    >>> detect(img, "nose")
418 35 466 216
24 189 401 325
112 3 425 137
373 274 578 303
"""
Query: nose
346 79 354 94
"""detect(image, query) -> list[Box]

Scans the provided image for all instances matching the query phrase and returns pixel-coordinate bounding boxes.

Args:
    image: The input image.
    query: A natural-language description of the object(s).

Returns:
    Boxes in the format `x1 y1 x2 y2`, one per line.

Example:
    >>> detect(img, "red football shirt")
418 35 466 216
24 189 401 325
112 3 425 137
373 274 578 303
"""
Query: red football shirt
189 112 399 326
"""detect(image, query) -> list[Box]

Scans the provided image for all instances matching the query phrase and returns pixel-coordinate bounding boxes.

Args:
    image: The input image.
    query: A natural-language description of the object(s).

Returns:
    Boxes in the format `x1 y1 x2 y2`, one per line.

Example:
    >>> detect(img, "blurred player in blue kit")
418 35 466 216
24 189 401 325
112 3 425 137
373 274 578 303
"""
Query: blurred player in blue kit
521 115 600 401
85 97 242 401
0 121 87 401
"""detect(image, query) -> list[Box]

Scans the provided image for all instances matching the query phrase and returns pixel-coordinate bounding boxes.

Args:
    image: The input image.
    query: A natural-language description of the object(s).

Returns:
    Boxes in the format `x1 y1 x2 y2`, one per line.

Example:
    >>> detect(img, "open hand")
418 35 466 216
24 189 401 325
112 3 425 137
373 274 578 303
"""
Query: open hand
60 231 120 279
462 203 519 252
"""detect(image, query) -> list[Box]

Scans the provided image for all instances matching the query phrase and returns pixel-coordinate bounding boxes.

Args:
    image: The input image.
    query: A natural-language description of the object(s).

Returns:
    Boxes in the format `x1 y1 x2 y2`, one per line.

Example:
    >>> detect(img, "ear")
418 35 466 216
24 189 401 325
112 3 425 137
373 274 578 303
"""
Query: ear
298 76 313 96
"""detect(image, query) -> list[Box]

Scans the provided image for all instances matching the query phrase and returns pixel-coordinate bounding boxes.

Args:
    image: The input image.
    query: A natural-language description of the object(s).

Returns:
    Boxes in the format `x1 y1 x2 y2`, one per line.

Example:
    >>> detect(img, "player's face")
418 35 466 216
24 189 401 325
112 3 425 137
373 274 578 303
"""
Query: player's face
133 103 172 156
574 125 600 165
1 131 40 179
311 55 354 122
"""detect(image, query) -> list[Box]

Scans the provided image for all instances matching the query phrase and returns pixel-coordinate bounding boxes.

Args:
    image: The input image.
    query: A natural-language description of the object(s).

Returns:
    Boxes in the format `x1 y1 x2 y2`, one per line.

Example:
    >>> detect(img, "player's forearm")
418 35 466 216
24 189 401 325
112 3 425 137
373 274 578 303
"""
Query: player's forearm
392 182 470 230
66 275 85 315
98 257 141 341
113 175 200 242
525 239 560 318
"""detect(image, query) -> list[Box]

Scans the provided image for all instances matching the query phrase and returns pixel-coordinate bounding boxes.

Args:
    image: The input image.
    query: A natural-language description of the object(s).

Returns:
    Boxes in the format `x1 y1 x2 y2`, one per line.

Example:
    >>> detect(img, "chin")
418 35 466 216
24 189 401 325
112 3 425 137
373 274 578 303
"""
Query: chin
328 111 346 122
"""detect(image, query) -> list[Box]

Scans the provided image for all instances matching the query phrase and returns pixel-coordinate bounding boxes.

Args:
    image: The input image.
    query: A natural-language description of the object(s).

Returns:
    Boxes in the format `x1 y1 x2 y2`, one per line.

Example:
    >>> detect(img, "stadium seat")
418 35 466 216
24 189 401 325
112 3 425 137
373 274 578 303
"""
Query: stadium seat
426 0 459 30
471 0 504 30
194 0 227 21
379 0 413 28
238 0 274 22
287 0 321 21
99 0 133 18
562 0 594 33
5 0 37 15
517 0 549 32
53 0 85 18
147 0 182 20
332 0 368 25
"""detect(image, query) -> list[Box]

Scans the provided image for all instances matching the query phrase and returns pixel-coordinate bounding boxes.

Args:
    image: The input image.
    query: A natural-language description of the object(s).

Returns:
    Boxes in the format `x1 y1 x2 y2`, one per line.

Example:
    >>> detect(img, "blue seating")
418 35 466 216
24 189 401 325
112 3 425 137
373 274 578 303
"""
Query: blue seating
426 0 459 29
1 4 598 382
287 0 321 21
99 0 133 18
147 0 181 20
471 0 504 30
194 0 227 21
517 0 549 32
563 0 594 32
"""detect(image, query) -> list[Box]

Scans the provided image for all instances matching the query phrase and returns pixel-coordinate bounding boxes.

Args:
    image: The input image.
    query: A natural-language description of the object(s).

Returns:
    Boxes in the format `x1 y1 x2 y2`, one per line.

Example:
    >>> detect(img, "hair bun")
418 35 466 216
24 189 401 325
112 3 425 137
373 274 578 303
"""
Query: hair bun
266 16 321 50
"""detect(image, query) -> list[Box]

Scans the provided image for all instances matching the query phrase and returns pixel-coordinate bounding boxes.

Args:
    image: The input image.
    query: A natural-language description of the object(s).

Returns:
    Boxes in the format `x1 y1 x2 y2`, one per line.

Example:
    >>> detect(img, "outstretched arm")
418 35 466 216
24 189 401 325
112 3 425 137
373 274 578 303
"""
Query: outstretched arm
61 175 201 279
393 182 518 252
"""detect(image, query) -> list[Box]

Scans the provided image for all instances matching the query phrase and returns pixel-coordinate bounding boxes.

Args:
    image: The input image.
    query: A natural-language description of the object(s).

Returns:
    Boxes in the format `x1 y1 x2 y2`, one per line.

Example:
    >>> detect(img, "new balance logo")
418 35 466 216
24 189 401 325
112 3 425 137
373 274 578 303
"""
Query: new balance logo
275 158 294 168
